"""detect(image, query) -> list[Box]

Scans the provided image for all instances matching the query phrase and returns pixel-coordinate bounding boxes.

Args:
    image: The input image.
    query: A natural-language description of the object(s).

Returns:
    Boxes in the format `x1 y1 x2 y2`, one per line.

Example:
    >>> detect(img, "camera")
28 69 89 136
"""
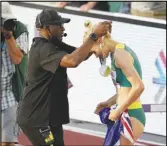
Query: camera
1 18 16 31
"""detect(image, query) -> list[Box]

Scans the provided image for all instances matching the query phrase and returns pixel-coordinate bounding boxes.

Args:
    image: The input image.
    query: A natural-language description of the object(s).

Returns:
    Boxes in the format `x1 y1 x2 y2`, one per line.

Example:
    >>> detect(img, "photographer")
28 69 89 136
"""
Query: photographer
1 2 29 146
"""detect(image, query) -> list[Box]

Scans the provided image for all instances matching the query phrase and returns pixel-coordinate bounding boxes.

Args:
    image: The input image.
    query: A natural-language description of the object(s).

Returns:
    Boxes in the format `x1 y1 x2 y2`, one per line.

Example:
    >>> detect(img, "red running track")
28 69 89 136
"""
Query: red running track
18 130 159 146
18 130 104 146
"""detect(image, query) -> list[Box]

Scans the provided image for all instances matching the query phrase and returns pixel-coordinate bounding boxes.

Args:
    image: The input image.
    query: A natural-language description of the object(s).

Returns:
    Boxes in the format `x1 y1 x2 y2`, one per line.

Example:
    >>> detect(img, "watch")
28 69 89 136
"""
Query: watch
89 33 98 41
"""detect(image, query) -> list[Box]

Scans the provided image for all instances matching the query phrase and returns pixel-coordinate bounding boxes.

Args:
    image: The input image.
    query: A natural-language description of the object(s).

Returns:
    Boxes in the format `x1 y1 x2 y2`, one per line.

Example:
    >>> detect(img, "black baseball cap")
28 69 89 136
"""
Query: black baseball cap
36 9 70 28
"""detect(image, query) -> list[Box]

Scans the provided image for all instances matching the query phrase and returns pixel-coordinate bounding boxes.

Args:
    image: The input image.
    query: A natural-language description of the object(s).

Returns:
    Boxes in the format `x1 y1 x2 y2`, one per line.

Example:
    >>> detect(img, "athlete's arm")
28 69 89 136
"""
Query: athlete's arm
94 94 118 114
106 94 118 107
114 49 145 112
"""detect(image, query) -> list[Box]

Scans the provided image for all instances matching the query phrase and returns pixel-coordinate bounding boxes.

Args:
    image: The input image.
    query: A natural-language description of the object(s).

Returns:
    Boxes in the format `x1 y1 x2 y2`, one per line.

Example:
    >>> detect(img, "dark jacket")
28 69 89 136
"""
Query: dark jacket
12 21 29 102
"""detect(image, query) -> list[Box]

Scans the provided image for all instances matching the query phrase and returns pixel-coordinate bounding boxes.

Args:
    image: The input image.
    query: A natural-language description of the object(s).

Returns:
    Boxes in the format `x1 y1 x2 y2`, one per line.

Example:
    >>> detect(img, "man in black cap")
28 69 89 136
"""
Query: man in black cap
17 9 111 146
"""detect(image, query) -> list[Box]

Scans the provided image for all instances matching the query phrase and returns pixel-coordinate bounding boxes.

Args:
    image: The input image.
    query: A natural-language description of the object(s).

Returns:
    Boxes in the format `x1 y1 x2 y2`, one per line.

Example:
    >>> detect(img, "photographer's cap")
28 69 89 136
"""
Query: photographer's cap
36 9 70 28
2 2 16 20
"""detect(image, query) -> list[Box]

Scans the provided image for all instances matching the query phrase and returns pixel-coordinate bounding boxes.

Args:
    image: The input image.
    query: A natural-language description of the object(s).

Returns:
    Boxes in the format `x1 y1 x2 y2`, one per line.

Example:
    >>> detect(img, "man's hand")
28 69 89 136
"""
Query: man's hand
90 21 112 57
93 21 112 37
94 101 109 115
83 21 112 58
1 27 24 64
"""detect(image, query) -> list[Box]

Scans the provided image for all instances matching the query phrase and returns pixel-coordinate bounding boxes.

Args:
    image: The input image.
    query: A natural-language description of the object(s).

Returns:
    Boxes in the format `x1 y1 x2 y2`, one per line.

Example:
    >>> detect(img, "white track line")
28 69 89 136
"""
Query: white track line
63 125 165 145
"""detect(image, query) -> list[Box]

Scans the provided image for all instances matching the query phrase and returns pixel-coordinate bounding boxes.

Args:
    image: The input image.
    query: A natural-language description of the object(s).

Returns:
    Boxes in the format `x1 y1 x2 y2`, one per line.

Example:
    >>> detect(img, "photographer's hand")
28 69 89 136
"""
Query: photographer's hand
1 27 11 33
1 27 12 39
1 27 23 64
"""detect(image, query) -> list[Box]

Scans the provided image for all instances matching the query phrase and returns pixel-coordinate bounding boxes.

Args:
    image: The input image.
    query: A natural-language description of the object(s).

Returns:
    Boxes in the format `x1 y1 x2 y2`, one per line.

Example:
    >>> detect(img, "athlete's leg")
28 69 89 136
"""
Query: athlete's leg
120 135 133 145
130 117 145 141
120 116 145 145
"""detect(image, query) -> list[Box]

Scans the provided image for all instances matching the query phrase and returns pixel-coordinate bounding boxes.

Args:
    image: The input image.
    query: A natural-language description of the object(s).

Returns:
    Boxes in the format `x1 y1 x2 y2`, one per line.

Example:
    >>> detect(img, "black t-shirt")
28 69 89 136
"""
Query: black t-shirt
17 37 76 127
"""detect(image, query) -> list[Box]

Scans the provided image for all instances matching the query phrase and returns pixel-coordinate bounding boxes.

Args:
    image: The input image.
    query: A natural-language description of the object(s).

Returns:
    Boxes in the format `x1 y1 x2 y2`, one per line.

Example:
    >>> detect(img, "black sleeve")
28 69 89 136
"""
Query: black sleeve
51 38 76 54
60 42 76 54
40 43 67 73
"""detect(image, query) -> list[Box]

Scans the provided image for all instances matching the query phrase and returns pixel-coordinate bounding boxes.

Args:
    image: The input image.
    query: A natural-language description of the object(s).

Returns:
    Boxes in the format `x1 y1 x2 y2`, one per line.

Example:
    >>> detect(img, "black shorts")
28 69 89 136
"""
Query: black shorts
20 125 64 146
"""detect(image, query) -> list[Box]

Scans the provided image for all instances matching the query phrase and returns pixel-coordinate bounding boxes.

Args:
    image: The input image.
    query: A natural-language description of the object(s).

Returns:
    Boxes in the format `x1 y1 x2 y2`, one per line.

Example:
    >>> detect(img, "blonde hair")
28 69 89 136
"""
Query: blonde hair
83 20 111 48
